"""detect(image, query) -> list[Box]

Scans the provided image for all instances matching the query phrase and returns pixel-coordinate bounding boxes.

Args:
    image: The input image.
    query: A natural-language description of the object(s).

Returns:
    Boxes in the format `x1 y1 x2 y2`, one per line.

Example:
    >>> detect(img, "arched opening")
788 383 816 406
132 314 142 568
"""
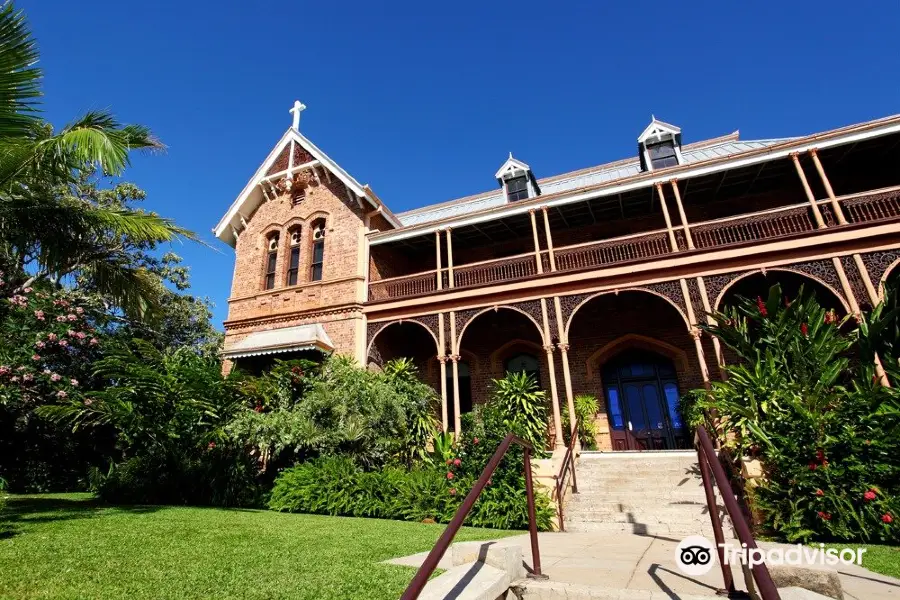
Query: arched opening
566 291 702 451
457 307 545 410
601 350 687 451
504 352 542 387
717 270 847 314
367 321 439 393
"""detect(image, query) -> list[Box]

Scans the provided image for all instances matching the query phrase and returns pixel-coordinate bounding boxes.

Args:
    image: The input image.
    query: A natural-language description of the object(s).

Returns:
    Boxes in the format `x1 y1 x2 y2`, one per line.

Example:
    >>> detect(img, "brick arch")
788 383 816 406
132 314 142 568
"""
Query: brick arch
565 288 690 342
489 338 545 377
366 319 440 359
585 333 690 382
456 305 546 353
714 268 850 313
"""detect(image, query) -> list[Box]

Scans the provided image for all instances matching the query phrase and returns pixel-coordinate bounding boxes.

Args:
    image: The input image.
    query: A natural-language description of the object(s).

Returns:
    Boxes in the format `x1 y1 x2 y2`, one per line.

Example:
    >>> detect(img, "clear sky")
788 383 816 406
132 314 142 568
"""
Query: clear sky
21 0 900 328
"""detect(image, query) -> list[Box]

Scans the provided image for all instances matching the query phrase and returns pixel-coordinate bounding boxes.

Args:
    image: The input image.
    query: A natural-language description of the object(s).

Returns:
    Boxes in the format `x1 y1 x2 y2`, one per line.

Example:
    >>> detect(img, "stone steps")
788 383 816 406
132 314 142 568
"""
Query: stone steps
508 579 717 599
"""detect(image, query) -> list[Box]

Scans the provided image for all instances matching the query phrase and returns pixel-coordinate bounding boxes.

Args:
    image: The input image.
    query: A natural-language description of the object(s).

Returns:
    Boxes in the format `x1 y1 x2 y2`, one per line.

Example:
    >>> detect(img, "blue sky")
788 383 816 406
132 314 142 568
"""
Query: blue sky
22 1 900 328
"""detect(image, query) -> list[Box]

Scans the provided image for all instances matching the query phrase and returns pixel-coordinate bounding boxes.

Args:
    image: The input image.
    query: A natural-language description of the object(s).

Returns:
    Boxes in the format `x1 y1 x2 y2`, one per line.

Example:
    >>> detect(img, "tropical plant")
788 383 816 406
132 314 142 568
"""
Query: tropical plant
489 371 548 451
564 394 599 450
686 284 900 543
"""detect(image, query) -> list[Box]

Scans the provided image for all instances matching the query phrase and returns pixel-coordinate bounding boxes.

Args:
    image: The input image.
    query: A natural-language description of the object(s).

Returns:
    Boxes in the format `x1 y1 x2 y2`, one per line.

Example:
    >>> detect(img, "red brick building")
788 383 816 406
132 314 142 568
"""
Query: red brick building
215 104 900 451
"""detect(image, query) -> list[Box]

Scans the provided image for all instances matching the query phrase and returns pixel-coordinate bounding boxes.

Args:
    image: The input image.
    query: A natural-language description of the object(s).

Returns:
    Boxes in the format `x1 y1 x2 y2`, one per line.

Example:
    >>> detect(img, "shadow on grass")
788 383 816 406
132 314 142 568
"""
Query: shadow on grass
1 495 163 538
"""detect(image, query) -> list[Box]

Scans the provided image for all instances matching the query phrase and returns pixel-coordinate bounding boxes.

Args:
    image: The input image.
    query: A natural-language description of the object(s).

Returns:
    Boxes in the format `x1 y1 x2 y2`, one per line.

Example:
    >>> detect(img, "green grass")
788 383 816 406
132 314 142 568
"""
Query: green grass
0 493 520 600
824 543 900 579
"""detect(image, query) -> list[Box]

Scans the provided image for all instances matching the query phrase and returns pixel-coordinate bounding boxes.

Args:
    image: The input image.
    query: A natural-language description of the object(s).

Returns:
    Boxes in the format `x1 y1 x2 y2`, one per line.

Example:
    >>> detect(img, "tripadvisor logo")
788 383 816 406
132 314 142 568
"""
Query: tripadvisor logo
675 535 867 575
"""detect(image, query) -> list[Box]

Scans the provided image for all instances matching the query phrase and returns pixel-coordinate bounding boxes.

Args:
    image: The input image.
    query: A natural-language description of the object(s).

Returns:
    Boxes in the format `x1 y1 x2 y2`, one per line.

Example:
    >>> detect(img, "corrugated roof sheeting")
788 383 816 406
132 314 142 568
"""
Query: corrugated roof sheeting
396 138 792 227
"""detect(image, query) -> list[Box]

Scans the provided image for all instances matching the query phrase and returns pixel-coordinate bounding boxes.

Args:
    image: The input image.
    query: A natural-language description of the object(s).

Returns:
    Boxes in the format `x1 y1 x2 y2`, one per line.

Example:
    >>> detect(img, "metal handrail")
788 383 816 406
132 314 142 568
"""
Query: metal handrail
399 433 545 600
695 425 780 600
551 421 579 532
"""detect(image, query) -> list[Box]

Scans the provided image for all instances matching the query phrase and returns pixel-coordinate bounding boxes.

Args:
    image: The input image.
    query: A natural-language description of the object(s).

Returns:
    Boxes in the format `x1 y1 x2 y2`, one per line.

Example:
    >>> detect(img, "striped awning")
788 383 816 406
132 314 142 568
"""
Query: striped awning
222 324 334 359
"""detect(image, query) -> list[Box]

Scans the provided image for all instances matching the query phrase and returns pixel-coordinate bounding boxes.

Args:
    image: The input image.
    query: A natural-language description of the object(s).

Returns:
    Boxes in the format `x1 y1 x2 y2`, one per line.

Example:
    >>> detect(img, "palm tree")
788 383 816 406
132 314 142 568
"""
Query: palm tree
0 2 196 319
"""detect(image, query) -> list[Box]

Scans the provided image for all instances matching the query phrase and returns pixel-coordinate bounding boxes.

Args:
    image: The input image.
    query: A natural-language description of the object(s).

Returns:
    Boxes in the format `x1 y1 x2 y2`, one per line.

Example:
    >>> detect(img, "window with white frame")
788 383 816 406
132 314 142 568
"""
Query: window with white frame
287 226 302 286
310 219 326 282
264 233 279 290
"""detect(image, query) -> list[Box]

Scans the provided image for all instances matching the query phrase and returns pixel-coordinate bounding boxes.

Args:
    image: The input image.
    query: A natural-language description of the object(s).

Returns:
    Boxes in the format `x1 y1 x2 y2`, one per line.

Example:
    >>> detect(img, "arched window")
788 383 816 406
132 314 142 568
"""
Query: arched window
310 219 326 281
287 226 302 286
264 232 279 290
504 352 541 387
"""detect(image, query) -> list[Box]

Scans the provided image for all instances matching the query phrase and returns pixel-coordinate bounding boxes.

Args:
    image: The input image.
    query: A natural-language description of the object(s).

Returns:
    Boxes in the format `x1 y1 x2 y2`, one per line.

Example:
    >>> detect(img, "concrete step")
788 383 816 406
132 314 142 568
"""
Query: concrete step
564 509 716 524
563 520 728 538
509 579 717 599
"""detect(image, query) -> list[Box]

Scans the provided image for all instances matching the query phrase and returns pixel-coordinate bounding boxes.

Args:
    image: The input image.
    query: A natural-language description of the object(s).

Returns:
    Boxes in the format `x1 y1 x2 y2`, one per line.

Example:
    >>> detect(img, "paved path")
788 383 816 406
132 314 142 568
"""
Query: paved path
388 531 900 599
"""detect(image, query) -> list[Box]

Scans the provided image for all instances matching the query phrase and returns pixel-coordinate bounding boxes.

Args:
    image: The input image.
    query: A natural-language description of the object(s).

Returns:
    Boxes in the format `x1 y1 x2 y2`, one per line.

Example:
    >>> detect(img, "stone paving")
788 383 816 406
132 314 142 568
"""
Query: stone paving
388 531 900 599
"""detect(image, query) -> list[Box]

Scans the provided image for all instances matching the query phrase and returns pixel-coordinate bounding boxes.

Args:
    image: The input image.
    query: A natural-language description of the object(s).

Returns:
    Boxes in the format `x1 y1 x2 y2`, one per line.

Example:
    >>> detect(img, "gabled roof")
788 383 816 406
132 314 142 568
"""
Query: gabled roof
494 153 532 180
213 128 401 246
638 117 681 143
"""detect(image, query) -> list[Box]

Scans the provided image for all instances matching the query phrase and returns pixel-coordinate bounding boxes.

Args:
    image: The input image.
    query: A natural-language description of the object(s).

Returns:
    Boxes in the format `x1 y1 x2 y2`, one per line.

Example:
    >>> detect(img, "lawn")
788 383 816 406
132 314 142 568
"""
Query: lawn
0 494 520 600
824 543 900 580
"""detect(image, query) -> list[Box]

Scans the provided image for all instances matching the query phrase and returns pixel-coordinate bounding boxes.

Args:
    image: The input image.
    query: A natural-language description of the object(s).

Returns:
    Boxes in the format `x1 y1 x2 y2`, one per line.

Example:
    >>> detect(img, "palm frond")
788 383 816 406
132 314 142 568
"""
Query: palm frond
0 2 41 139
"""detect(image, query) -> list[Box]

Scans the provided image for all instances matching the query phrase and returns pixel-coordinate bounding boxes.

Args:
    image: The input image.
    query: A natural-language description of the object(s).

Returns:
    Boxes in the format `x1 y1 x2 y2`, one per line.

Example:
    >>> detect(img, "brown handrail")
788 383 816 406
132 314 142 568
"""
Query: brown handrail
696 425 780 600
399 433 545 600
551 420 580 532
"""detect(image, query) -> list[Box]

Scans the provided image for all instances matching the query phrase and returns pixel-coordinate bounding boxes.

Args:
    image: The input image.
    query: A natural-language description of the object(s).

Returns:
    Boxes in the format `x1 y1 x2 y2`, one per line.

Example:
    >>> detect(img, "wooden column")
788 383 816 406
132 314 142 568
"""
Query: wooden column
529 209 544 274
655 182 680 251
438 312 448 432
696 276 727 380
540 298 564 446
435 230 443 290
446 228 455 288
680 278 711 388
791 152 826 229
553 296 576 433
670 179 694 250
541 207 557 272
809 148 848 225
832 257 890 386
449 312 462 434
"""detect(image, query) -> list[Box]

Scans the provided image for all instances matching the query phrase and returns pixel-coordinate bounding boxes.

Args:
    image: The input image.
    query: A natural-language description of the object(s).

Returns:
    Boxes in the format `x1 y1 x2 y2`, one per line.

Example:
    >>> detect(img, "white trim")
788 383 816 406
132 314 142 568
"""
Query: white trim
495 154 532 180
637 118 681 143
224 343 322 359
213 129 401 245
370 116 900 245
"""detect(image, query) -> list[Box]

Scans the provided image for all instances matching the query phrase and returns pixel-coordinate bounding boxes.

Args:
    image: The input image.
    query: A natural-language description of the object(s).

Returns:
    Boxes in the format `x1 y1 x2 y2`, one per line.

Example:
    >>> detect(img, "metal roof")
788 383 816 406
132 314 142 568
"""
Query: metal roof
396 138 792 227
221 323 334 359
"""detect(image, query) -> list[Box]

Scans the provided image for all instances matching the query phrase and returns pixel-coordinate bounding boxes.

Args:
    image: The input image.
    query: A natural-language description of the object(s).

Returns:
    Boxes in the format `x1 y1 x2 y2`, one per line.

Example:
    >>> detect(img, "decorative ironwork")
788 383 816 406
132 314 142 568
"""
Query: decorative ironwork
366 317 441 357
787 259 843 296
686 278 706 321
840 255 873 308
513 299 547 339
861 249 900 290
559 282 690 337
691 205 817 250
708 261 849 312
454 304 546 350
704 273 743 311
840 188 900 224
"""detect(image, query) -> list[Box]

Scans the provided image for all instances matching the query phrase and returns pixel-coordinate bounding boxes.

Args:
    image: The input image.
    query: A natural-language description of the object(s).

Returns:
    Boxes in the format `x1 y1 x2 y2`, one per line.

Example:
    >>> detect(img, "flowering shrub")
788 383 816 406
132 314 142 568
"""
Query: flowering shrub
684 284 900 543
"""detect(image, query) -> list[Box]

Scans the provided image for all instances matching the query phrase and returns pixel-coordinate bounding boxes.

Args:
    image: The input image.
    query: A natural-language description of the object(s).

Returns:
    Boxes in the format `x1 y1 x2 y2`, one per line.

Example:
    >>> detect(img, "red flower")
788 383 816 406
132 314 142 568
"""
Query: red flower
486 478 492 486
448 488 456 496
808 462 818 471
207 442 216 450
815 489 824 497
818 511 832 521
473 438 479 445
882 514 893 524
756 297 768 317
800 323 809 336
446 472 454 480
254 405 263 413
824 310 837 325
453 458 461 467
864 490 877 501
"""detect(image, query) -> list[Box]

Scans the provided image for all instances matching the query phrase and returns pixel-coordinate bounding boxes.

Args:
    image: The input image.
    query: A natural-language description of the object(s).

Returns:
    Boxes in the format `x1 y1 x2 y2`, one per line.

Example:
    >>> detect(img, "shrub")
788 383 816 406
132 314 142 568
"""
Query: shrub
686 284 900 543
564 394 599 450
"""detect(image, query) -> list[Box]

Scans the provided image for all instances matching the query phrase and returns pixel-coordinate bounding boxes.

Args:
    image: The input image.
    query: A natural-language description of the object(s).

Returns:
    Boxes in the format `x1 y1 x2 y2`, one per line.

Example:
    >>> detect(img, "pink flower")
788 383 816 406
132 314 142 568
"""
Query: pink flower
58 340 68 347
70 379 78 387
75 332 86 340
35 341 44 349
66 329 76 337
50 373 61 382
75 307 84 315
16 366 24 371
815 489 824 497
208 442 216 450
42 369 51 374
89 338 99 346
473 437 479 445
56 390 67 398
453 458 461 467
22 374 32 382
67 314 77 321
23 287 32 293
55 316 65 322
446 472 454 480
448 488 457 496
0 366 9 376
34 310 45 320
31 354 40 361
864 490 877 502
10 376 18 383
47 333 57 341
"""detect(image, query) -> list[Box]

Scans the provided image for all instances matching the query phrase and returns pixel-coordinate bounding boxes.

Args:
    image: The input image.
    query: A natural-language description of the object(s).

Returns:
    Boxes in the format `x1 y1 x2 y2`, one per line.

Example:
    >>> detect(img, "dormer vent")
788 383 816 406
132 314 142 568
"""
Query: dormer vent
494 153 540 203
638 117 683 172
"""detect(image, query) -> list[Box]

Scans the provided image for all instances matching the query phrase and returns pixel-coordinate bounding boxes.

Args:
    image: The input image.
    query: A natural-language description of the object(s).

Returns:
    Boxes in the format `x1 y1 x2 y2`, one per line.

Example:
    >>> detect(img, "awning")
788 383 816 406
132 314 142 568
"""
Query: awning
222 324 334 359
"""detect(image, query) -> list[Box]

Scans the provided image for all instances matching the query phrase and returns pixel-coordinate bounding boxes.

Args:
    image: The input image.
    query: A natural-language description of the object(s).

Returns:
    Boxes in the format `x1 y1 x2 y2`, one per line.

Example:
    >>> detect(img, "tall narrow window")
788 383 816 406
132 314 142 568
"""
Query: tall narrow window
505 175 529 202
310 219 326 282
287 227 302 286
264 233 279 290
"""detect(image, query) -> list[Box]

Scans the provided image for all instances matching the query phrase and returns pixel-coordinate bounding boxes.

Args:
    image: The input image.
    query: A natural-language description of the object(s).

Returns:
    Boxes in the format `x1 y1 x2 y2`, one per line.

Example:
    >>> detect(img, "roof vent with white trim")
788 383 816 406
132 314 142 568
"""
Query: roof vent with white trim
638 116 683 172
494 153 540 203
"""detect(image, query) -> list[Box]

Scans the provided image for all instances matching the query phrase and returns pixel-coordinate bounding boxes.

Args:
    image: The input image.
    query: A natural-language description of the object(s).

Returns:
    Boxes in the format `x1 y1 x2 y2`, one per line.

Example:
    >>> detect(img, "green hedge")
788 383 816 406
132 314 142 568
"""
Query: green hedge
267 456 553 530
